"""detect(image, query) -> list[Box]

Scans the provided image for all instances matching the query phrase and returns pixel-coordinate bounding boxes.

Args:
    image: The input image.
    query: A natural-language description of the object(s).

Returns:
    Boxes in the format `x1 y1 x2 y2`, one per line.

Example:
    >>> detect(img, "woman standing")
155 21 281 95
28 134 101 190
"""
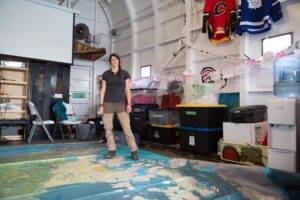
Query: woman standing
98 53 139 160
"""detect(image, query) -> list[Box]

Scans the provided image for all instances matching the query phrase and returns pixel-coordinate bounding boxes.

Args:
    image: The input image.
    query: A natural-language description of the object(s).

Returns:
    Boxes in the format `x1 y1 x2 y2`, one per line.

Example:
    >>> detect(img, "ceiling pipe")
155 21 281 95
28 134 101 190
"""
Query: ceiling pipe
97 0 113 55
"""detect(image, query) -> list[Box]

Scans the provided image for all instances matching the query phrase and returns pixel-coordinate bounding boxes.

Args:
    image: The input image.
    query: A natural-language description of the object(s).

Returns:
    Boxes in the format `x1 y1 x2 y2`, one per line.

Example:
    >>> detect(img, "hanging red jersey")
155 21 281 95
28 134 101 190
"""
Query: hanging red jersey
202 0 237 44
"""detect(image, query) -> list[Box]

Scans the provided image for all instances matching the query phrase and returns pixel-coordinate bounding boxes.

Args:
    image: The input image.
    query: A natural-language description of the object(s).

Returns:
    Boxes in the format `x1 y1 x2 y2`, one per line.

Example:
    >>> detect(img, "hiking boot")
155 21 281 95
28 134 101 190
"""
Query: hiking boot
105 150 116 159
131 151 139 160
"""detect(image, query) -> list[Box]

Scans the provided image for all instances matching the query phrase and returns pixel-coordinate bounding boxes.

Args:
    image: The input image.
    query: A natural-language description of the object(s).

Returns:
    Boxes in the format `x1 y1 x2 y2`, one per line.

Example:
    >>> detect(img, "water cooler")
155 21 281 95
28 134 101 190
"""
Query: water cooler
267 98 300 172
267 57 300 172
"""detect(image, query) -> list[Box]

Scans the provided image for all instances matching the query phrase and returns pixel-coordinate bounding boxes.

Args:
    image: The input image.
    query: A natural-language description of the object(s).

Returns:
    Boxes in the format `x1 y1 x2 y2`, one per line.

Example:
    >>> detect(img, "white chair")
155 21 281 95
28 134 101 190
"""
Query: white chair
27 101 54 143
53 102 82 140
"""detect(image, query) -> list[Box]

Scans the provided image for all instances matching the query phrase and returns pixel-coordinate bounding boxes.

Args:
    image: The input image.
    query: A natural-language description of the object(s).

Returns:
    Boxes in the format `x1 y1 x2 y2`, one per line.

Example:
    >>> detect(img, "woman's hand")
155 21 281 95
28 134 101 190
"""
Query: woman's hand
126 104 132 113
98 106 104 115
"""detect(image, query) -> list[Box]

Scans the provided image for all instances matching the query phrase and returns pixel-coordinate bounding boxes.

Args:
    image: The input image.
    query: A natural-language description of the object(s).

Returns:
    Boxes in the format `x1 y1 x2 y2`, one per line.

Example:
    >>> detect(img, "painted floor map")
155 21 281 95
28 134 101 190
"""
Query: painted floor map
0 142 299 200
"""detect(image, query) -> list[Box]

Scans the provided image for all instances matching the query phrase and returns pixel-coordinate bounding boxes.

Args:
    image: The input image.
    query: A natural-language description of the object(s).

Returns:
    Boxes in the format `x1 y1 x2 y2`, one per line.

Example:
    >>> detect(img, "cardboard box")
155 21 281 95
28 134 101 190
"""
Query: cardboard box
220 139 268 167
223 121 267 145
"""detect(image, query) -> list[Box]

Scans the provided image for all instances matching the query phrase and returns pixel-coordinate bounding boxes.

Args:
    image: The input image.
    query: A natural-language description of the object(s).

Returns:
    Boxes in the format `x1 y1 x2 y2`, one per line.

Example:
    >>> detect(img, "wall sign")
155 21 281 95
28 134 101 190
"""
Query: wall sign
73 93 86 99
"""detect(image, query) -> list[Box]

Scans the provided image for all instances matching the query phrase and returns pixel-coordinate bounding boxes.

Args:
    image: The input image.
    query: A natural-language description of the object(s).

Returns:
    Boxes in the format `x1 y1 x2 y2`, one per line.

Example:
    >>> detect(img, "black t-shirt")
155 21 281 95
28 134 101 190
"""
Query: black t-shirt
102 69 130 102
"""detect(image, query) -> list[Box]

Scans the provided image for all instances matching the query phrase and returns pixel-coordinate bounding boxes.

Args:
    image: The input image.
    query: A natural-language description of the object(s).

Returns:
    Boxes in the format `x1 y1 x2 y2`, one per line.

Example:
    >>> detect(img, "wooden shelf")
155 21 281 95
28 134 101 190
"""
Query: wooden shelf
0 66 28 71
0 110 26 113
0 63 28 141
2 135 23 141
0 95 27 99
0 80 28 85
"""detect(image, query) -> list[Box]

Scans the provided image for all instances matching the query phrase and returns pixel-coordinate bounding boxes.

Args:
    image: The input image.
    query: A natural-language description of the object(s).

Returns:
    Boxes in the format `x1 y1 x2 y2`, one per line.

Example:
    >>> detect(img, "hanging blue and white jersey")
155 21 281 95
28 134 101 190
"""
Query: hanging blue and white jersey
236 0 283 35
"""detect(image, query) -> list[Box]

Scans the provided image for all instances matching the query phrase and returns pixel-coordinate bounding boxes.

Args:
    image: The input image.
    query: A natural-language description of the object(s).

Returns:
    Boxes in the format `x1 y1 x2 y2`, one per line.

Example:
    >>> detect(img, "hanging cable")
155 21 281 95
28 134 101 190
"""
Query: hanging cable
186 42 251 61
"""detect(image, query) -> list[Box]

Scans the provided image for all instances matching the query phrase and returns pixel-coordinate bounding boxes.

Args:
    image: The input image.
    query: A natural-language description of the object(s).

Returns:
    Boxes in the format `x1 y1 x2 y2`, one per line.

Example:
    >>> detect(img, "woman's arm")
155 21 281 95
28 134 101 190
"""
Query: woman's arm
98 80 106 114
125 79 132 113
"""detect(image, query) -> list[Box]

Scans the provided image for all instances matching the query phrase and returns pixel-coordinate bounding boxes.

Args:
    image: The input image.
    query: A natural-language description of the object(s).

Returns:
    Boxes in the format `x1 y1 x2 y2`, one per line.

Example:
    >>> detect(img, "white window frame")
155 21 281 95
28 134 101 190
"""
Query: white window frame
262 32 293 56
140 65 151 78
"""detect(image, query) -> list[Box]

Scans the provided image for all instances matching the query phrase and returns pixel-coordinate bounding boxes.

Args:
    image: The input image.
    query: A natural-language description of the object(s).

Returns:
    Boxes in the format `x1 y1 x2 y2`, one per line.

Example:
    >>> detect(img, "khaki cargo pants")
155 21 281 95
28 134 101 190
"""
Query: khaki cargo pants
102 102 138 152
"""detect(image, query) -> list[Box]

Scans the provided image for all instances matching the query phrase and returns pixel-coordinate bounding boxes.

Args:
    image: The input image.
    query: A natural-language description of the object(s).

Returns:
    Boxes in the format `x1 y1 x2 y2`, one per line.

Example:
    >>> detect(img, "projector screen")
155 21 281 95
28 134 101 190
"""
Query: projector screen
0 0 77 64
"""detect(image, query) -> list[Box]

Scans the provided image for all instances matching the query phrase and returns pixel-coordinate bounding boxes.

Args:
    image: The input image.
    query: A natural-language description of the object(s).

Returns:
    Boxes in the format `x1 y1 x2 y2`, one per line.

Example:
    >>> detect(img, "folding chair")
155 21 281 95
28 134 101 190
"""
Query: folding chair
52 101 82 140
27 101 54 143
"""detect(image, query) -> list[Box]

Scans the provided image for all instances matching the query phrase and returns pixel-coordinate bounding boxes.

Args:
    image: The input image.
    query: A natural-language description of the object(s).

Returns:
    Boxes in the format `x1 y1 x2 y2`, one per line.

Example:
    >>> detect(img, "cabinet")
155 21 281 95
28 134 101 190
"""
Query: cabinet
0 65 28 120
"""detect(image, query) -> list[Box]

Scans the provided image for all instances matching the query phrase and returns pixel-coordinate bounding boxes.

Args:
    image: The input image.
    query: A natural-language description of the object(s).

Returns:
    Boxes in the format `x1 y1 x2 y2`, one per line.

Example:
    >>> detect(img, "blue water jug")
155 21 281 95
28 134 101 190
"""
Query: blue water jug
273 57 300 97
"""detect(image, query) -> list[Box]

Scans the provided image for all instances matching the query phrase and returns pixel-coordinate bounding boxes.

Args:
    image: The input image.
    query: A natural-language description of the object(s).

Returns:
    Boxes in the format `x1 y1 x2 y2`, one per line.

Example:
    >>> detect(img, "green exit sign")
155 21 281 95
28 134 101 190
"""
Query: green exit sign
73 93 86 98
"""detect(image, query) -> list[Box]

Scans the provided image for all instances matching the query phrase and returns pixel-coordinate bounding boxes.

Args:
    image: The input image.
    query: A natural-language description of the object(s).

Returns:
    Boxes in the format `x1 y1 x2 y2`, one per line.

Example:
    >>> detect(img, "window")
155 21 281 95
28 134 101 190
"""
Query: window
262 32 293 55
140 65 151 78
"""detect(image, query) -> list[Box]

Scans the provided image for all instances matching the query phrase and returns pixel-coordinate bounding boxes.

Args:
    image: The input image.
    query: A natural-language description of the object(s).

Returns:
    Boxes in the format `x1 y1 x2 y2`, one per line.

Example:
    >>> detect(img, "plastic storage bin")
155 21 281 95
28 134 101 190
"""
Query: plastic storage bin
161 94 180 109
114 130 140 146
133 94 156 104
78 123 96 140
131 89 157 104
130 114 151 140
149 124 178 144
176 104 226 128
131 104 159 119
177 126 222 154
149 109 179 125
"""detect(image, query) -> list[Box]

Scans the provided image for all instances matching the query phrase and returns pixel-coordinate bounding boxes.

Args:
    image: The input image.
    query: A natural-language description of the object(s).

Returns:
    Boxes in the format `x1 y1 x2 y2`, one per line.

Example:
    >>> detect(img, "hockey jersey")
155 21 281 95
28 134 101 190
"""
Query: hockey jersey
236 0 283 35
202 0 237 44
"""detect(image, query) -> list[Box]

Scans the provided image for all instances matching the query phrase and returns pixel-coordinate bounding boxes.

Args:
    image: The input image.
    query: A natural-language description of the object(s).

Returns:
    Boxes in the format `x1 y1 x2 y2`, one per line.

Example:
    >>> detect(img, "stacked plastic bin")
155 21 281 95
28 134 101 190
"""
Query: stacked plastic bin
161 94 180 109
148 109 179 144
176 104 225 154
131 88 157 104
128 88 159 140
146 94 181 144
130 104 159 140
